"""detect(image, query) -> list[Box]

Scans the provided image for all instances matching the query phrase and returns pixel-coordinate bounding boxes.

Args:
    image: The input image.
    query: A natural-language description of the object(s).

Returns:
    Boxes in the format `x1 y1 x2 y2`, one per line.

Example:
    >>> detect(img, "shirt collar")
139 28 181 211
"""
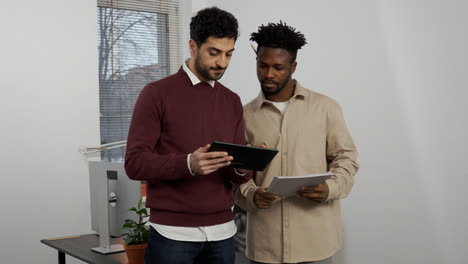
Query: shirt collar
254 80 307 111
183 60 215 87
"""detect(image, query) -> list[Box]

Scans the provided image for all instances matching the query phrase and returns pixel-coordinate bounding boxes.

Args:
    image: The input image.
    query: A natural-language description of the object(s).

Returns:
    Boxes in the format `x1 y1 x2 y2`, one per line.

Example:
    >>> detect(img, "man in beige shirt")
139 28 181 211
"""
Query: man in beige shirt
235 21 359 264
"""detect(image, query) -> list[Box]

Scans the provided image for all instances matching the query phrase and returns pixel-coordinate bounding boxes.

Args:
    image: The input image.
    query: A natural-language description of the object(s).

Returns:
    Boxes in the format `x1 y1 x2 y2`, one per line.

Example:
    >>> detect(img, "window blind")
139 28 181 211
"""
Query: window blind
97 0 180 161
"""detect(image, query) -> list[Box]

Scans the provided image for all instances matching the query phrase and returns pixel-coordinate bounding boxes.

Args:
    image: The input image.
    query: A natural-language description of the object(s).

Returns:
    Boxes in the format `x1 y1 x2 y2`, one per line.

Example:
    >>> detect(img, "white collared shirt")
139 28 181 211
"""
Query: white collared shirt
183 60 215 87
150 61 236 242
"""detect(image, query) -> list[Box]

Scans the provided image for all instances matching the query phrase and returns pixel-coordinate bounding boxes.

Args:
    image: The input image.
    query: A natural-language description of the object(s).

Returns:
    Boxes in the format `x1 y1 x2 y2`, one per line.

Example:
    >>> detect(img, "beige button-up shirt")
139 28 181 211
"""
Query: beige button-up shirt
235 81 359 263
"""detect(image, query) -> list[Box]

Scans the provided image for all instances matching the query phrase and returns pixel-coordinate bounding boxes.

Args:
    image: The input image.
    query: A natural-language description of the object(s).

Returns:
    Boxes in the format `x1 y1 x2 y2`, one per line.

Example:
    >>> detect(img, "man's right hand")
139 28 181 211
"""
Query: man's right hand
190 144 233 175
254 188 279 209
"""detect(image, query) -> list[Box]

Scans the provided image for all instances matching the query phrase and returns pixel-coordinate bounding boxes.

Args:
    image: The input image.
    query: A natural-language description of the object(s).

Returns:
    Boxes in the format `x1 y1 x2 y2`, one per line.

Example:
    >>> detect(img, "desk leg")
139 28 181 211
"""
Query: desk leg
58 251 65 264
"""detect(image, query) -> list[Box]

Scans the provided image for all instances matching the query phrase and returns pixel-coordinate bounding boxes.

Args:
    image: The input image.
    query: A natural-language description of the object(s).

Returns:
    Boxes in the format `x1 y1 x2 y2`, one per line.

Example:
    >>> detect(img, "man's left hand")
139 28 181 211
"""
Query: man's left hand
297 182 329 203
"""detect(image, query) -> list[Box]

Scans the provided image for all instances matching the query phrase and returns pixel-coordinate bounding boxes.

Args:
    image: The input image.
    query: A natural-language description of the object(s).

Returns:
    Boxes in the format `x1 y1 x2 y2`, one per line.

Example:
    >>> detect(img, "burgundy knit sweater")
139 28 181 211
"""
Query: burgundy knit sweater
125 67 251 227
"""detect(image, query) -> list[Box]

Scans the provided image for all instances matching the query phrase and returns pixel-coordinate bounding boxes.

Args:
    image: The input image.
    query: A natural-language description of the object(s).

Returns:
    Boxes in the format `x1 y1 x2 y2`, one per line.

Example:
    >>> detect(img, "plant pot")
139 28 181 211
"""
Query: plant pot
123 243 147 264
141 182 146 197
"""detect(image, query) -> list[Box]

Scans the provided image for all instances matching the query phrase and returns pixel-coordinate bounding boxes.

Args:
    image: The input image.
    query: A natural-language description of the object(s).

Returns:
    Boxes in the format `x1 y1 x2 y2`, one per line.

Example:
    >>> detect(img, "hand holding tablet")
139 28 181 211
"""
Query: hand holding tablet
207 141 278 171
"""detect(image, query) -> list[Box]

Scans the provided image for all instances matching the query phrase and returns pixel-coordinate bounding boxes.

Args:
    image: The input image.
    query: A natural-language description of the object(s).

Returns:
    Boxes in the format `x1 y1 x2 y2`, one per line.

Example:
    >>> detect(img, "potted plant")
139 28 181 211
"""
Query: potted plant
120 197 149 264
140 181 146 197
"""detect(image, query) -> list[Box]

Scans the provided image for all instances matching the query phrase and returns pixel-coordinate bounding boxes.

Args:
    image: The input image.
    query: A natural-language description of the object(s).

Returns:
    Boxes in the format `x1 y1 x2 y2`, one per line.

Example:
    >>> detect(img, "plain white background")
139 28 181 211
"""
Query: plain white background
0 0 467 263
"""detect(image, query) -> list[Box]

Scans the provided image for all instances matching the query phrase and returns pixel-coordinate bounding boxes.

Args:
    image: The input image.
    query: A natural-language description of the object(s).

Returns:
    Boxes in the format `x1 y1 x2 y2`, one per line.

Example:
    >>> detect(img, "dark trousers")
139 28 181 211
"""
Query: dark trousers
145 226 235 264
251 256 332 264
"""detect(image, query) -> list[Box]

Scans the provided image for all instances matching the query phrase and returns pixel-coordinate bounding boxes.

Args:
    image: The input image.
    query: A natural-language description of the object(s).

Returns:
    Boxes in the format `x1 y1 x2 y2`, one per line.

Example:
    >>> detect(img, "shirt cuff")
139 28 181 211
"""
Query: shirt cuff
246 186 260 211
187 154 195 176
325 179 338 201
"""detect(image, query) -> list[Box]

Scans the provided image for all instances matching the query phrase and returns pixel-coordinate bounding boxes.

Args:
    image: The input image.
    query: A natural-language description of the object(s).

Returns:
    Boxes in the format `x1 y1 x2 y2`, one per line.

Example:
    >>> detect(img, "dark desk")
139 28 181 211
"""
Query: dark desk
41 234 127 264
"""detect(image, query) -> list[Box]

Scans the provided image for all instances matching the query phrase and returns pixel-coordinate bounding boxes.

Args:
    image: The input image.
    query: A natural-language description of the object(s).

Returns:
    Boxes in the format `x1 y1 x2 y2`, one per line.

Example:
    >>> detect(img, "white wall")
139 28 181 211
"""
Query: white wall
1 0 466 263
194 0 468 263
0 1 100 263
374 1 468 262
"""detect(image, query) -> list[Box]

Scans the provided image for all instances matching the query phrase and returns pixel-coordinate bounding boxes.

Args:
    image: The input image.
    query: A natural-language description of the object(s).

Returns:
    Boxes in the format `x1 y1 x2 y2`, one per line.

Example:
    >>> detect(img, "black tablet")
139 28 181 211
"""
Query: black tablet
208 141 278 171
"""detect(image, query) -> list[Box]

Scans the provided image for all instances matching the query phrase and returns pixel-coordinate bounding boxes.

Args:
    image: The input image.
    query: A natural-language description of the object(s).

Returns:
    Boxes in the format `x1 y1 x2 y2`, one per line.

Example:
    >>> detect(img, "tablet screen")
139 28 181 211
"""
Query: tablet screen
208 141 278 171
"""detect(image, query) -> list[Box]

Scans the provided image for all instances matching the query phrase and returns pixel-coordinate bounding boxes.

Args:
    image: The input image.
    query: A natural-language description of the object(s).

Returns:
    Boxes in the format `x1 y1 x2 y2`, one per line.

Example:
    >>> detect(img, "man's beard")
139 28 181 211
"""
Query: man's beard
194 53 226 81
260 73 291 96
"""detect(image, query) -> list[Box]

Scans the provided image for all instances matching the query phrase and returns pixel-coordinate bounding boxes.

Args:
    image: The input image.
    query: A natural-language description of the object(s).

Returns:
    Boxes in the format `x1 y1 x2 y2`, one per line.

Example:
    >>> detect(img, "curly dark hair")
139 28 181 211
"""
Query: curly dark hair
250 21 307 63
190 7 239 46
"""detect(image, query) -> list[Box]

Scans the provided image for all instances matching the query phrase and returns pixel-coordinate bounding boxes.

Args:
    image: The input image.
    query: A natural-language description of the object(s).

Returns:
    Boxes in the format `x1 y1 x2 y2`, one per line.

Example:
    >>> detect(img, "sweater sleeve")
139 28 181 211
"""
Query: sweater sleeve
234 178 260 212
124 83 192 182
325 101 360 200
227 96 253 184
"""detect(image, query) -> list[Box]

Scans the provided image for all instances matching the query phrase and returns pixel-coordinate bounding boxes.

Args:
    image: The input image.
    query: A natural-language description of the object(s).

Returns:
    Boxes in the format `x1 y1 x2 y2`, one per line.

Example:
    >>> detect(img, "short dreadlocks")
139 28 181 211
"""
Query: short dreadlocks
250 21 307 63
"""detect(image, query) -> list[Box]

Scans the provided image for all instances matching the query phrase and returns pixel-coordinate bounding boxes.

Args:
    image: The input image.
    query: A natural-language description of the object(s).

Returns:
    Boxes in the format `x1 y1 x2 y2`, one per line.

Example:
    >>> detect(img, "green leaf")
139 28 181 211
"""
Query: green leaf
121 197 149 244
121 223 134 229
124 219 137 225
125 236 135 245
137 208 147 215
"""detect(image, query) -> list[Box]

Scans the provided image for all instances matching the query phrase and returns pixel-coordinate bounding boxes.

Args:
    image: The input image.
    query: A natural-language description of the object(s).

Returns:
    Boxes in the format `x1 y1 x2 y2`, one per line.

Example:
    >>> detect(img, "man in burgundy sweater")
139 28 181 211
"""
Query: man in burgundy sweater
125 7 252 264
